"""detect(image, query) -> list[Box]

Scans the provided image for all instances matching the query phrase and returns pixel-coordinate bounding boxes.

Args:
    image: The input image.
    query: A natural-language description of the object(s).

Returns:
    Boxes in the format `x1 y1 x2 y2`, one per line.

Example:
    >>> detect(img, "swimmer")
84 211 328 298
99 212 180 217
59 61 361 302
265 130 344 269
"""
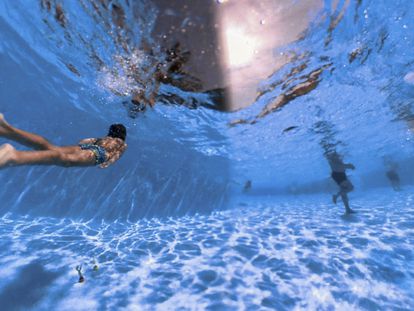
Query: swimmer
243 180 252 193
383 156 401 191
326 151 356 214
0 114 127 169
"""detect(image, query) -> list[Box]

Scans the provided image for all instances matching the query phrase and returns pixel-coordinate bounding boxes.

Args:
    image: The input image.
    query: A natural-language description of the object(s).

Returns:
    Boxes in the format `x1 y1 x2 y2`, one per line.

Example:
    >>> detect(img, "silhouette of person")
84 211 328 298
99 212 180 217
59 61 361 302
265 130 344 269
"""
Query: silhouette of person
383 156 401 191
326 151 356 214
243 180 252 193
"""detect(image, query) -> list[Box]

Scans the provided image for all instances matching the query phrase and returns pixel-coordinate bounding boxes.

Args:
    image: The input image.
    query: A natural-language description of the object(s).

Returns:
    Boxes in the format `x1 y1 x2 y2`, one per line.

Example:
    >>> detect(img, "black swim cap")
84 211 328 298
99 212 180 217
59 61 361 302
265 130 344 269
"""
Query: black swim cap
108 124 127 141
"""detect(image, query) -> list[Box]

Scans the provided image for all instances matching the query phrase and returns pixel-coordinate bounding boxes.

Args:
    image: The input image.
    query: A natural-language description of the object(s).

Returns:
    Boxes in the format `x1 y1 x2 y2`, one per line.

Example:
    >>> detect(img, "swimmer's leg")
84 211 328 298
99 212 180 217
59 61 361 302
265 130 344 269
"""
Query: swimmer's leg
332 192 339 204
340 192 354 214
0 143 94 168
0 144 15 168
0 114 55 150
340 181 355 214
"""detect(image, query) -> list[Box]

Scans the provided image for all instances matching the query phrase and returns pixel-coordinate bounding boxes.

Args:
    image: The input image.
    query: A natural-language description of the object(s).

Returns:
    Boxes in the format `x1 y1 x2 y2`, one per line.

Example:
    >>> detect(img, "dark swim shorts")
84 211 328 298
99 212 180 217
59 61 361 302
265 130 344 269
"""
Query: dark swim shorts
79 144 107 165
331 171 347 185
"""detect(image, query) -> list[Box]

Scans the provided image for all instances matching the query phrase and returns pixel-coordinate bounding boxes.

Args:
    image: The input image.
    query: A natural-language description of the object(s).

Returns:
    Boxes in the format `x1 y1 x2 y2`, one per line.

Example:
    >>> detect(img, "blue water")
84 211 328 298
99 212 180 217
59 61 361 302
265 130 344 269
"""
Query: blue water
0 0 413 310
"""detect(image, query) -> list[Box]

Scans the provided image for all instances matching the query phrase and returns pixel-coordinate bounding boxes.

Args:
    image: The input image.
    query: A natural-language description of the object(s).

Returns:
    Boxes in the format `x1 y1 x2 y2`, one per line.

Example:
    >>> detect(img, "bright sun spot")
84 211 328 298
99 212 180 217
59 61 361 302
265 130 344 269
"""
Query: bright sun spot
224 26 259 68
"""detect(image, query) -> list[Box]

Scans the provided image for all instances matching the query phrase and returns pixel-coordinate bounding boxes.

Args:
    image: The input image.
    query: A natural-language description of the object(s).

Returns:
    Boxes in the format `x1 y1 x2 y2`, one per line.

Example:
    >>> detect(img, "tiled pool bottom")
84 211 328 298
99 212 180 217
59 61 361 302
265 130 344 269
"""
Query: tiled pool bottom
0 189 413 310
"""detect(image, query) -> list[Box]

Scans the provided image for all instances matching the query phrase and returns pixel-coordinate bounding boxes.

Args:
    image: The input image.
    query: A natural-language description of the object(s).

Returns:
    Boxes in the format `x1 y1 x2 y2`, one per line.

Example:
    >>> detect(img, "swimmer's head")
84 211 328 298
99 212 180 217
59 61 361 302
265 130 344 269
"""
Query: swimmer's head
108 124 127 141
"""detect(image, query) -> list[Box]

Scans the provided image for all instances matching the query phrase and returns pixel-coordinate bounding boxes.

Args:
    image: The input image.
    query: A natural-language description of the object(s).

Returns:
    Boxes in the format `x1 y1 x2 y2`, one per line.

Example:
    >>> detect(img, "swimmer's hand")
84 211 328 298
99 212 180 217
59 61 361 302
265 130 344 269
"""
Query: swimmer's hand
99 161 110 169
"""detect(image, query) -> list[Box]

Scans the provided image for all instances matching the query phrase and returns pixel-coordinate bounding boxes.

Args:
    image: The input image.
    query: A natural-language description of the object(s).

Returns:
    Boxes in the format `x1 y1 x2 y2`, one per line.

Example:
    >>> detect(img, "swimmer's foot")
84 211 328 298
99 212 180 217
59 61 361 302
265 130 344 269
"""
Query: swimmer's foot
0 114 12 136
332 194 337 204
345 208 356 214
0 144 15 168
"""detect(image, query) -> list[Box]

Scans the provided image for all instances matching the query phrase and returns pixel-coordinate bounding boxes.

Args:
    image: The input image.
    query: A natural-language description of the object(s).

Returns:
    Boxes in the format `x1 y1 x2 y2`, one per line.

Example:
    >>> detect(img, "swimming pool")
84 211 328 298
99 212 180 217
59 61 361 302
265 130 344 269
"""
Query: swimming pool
0 0 413 310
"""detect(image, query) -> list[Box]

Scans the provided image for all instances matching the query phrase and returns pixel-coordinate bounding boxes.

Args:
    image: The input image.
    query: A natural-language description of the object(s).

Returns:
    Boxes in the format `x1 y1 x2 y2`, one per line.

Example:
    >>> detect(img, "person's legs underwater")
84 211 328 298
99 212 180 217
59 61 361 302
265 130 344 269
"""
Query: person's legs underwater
0 143 94 168
332 192 339 204
0 113 54 150
0 114 95 168
338 180 355 214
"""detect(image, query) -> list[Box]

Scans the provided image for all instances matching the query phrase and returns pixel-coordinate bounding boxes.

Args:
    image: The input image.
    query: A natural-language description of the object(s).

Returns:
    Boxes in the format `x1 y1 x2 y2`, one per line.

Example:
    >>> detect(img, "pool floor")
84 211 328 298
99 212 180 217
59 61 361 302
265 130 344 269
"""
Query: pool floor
0 188 413 310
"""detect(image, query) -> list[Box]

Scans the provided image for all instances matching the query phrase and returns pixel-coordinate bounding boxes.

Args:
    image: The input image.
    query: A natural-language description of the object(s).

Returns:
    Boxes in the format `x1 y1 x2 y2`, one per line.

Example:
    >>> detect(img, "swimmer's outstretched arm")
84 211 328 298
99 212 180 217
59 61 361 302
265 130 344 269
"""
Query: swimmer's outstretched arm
0 113 54 150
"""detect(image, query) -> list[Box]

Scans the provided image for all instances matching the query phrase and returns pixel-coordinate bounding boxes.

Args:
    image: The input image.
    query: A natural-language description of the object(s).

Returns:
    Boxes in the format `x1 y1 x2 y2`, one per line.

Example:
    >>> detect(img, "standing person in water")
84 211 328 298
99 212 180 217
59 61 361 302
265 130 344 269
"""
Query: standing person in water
326 151 356 214
383 156 401 191
243 180 252 193
0 114 127 169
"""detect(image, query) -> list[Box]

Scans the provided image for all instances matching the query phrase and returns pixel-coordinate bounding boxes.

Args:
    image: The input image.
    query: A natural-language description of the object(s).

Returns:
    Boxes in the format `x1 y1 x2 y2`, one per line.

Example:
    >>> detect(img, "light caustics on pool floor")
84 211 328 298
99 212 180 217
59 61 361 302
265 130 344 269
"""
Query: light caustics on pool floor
0 188 413 310
0 0 414 310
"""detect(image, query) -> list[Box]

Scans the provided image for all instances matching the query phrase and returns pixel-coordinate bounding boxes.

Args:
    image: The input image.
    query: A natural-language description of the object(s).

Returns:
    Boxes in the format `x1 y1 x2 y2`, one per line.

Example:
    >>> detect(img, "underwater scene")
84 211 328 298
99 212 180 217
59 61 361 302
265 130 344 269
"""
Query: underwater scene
0 0 413 310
